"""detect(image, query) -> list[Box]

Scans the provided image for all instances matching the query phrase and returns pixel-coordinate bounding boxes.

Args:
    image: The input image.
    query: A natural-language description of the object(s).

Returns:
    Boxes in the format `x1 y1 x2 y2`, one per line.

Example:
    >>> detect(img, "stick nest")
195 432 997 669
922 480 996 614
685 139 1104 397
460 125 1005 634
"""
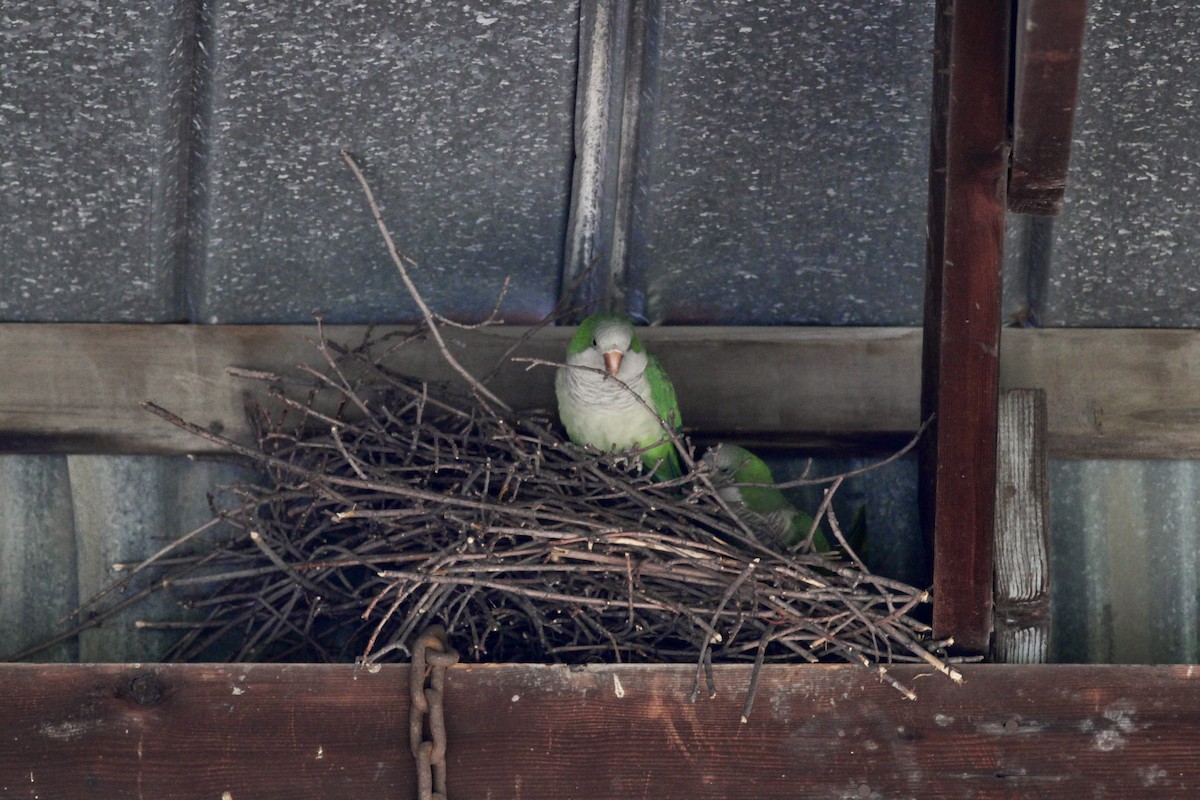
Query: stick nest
90 320 962 701
62 153 962 702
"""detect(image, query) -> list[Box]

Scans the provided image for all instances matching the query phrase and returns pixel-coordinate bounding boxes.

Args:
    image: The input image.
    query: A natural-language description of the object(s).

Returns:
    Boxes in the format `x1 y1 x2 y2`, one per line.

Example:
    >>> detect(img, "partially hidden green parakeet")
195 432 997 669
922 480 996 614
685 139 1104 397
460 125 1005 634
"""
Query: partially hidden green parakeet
704 443 835 553
555 312 683 480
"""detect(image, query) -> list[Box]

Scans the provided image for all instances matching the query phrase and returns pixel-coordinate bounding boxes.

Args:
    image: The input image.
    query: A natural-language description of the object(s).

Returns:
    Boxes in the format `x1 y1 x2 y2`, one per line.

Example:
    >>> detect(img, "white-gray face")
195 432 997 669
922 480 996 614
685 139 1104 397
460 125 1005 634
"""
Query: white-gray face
565 319 647 387
564 344 649 393
558 319 651 414
591 318 634 354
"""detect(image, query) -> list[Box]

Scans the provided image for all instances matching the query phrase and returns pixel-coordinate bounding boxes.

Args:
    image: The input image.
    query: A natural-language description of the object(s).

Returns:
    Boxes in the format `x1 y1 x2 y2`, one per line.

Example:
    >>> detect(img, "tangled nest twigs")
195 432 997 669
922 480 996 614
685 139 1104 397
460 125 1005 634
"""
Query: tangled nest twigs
82 317 962 712
44 151 966 713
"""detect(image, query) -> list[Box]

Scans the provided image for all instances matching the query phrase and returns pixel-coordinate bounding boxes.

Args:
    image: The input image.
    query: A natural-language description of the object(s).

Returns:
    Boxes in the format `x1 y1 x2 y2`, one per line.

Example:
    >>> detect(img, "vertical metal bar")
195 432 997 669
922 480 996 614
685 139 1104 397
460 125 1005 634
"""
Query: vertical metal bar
562 1 632 316
921 0 1012 655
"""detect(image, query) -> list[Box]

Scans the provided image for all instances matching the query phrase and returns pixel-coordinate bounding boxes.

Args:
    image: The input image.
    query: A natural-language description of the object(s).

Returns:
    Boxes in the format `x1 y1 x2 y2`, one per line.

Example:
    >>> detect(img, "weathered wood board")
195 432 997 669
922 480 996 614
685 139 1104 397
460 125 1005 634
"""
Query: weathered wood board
2 324 1199 458
2 662 1198 799
993 389 1052 663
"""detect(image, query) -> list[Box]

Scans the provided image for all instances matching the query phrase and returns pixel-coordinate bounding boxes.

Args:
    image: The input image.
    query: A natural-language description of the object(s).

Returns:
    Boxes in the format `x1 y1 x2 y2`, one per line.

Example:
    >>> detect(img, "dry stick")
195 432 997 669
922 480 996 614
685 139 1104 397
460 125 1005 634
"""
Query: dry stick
770 415 935 490
340 148 510 412
815 479 872 575
740 623 776 723
433 275 511 330
248 531 330 599
10 551 223 662
690 561 758 702
478 253 601 386
62 514 229 623
331 426 369 479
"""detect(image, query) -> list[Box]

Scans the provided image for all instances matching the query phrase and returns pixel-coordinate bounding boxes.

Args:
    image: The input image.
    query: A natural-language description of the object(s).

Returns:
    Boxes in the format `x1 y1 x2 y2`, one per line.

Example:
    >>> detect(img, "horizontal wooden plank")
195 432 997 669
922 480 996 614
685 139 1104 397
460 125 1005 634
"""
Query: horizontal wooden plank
2 662 1199 799
3 324 1200 458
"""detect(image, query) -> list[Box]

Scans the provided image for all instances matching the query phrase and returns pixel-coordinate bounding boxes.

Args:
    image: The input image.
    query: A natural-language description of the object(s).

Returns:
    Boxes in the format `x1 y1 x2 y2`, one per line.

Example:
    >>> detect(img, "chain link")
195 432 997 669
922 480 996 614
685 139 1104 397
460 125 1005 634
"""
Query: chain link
410 626 460 800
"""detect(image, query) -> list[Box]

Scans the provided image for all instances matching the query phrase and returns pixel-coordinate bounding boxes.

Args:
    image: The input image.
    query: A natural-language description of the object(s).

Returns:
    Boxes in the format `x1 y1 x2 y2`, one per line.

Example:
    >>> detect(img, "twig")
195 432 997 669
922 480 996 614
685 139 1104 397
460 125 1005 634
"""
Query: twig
340 148 510 411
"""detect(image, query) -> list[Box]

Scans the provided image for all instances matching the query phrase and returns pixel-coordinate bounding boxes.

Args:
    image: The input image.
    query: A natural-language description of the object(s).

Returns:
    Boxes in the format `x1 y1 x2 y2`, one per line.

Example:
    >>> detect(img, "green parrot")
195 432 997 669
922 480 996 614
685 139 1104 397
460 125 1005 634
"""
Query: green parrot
704 443 835 553
555 312 684 480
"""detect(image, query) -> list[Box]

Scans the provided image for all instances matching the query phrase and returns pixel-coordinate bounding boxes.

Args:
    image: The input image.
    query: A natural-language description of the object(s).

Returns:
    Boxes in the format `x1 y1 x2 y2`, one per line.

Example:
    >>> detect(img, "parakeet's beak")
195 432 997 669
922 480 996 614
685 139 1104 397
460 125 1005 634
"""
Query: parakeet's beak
602 349 623 377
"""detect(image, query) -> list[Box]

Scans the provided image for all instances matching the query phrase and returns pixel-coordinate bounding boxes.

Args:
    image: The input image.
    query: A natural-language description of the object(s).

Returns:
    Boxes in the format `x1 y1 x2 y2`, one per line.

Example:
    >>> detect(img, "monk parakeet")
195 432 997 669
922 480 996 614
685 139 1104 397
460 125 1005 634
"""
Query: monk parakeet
555 312 683 480
704 443 835 553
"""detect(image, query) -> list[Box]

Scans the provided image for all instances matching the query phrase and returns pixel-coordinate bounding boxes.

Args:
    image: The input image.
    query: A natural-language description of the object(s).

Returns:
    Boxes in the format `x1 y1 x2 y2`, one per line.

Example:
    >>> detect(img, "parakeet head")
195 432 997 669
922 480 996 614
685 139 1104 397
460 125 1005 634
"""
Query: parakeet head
567 313 645 377
706 444 775 485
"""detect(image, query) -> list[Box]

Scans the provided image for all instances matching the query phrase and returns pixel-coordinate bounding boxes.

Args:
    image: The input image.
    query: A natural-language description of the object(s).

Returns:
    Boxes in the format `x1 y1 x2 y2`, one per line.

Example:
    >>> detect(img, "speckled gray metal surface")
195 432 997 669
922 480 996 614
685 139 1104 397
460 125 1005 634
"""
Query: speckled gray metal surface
1045 0 1200 325
0 2 193 322
626 1 933 325
196 1 578 324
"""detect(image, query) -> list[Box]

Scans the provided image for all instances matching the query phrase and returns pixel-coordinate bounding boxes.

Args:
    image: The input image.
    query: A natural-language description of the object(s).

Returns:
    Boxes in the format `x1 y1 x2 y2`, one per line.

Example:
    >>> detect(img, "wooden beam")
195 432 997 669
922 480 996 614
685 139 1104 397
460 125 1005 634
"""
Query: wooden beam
920 0 1011 654
3 662 1200 799
4 324 1200 459
1007 0 1090 215
993 389 1052 663
919 0 951 597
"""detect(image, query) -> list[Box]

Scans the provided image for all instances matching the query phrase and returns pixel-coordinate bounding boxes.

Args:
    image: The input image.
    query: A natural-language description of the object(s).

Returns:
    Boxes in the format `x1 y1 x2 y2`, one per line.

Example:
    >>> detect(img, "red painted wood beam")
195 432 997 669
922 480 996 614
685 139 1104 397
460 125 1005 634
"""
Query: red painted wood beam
921 0 1012 655
6 663 1200 798
1008 0 1091 215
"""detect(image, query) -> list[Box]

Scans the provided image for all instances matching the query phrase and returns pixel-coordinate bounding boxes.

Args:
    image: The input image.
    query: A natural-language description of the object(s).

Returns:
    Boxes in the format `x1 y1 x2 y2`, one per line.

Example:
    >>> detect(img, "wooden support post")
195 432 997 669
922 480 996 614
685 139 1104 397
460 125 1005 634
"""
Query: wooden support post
1008 0 1091 215
993 389 1052 663
920 0 1011 655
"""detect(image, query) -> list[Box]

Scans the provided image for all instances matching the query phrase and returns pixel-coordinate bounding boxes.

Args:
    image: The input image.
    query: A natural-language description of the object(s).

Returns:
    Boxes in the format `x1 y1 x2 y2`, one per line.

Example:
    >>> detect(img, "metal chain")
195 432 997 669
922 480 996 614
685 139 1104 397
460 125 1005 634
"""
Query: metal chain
409 626 460 800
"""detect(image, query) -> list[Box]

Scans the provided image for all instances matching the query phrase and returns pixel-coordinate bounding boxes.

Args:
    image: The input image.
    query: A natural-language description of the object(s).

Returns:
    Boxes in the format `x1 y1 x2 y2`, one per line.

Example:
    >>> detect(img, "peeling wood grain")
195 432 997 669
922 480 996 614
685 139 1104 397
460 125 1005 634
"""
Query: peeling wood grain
2 663 1199 799
993 389 1052 664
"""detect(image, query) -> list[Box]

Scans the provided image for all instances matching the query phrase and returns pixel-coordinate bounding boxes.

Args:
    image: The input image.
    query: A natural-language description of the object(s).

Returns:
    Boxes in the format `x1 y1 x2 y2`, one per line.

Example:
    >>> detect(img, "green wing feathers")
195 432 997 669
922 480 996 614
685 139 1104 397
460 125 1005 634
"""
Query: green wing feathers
643 353 683 480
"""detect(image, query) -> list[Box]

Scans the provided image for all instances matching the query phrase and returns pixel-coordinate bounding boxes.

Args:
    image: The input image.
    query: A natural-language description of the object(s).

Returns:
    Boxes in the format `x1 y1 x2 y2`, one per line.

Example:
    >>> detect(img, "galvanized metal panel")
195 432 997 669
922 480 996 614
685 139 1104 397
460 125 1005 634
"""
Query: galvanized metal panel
628 1 933 325
0 1 192 322
197 0 578 324
68 456 251 663
0 456 78 662
1050 460 1200 663
1046 0 1200 325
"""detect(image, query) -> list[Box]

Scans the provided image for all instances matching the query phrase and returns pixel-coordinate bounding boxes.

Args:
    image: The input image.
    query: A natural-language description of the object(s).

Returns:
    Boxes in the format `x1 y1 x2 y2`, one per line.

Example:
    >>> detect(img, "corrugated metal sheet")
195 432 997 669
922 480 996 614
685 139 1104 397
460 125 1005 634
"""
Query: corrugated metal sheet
68 456 251 662
1050 461 1200 664
0 457 78 662
0 457 249 662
